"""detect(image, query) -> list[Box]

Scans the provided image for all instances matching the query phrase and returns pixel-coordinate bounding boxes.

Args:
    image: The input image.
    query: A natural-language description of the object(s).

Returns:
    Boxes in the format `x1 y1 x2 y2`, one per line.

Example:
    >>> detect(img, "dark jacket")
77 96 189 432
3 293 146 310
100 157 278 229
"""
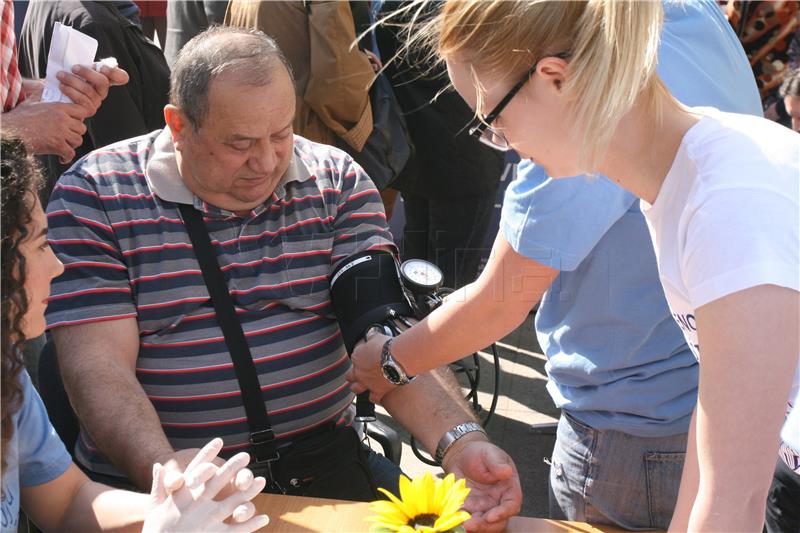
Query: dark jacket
19 0 170 197
164 0 228 68
375 2 504 200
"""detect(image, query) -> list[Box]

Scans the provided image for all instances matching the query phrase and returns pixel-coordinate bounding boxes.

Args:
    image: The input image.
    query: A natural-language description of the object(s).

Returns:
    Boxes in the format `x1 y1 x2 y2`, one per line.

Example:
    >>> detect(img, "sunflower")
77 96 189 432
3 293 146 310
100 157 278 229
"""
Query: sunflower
366 472 471 533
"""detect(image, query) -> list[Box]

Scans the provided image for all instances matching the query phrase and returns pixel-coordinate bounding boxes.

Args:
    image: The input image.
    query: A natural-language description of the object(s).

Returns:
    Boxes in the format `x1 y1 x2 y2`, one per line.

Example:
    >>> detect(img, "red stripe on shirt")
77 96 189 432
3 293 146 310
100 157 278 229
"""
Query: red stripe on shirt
47 287 131 302
48 238 119 254
146 352 347 401
47 312 139 330
48 210 113 233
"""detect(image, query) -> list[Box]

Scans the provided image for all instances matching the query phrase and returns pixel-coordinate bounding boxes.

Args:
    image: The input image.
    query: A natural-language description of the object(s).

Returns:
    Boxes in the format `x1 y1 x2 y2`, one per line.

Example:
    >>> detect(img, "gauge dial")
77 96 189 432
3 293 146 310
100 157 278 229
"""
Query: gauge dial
400 259 444 292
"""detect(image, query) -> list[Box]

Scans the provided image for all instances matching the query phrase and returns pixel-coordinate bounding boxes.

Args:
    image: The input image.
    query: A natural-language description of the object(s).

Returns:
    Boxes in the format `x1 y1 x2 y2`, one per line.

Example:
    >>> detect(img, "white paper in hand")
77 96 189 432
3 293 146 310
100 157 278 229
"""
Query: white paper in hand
42 22 98 103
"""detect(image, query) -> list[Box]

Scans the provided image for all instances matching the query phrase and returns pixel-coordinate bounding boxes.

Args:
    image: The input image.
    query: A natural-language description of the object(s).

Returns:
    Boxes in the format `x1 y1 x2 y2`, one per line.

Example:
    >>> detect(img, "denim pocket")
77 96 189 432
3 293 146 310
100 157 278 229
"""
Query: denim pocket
644 451 685 529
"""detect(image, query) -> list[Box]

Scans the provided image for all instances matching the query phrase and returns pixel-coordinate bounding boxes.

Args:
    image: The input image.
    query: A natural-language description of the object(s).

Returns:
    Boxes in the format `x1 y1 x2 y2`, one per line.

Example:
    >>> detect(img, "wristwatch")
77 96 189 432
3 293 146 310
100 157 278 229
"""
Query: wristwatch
435 421 487 464
380 338 415 386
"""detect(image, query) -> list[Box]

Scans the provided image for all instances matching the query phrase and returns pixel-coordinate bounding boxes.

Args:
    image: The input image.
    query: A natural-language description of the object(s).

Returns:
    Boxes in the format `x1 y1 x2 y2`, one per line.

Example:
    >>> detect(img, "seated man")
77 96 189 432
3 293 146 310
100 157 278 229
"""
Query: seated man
44 26 520 531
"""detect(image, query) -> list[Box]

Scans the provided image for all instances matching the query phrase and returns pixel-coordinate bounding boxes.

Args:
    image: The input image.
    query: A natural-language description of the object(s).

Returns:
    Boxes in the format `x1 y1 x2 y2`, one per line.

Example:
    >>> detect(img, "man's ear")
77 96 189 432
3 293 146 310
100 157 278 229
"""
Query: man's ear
164 105 190 145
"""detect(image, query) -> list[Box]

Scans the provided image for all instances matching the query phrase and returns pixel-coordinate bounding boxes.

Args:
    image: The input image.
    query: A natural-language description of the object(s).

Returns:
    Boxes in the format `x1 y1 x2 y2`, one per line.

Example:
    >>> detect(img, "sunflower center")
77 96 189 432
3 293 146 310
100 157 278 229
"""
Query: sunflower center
410 514 439 529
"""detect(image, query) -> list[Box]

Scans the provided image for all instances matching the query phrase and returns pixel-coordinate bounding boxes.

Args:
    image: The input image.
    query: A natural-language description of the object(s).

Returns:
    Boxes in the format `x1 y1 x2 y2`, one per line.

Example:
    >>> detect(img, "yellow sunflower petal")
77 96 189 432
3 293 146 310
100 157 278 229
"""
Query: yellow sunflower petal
446 487 471 512
433 474 454 512
420 472 436 515
439 485 471 519
409 473 428 516
433 510 472 531
397 475 420 518
377 486 414 519
367 501 412 525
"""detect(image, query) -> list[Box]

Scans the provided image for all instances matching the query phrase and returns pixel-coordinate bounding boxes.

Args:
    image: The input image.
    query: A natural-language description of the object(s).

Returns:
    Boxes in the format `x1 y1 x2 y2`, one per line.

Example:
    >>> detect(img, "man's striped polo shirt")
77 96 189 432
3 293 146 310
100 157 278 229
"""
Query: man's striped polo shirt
45 128 395 478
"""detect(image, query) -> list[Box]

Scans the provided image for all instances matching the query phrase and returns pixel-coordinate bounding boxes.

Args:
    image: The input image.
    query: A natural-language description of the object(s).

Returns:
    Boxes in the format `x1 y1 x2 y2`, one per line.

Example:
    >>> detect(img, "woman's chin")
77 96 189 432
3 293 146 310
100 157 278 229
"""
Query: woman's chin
20 317 46 342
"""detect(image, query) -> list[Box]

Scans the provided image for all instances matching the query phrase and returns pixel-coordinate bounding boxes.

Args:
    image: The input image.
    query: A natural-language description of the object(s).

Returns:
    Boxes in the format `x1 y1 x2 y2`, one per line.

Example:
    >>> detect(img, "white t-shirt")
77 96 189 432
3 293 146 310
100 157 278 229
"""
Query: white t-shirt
640 107 800 472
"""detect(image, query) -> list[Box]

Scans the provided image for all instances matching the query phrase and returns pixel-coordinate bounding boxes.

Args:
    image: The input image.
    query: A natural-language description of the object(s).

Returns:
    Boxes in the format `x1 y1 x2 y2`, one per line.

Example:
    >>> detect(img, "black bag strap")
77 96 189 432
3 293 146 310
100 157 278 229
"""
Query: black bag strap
178 204 279 464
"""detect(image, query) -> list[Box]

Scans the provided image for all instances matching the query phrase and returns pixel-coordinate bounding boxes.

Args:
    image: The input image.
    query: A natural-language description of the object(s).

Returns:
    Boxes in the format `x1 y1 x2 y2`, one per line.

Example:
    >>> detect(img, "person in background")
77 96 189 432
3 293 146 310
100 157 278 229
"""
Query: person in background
164 0 228 68
375 0 505 289
19 0 170 199
133 0 166 46
725 0 799 111
763 68 800 533
1 133 269 533
1 0 128 167
766 67 800 131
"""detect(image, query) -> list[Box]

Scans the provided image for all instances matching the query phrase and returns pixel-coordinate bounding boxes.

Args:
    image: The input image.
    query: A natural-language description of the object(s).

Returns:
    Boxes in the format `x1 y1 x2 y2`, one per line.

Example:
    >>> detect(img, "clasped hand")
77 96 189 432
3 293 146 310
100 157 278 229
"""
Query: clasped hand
143 438 269 532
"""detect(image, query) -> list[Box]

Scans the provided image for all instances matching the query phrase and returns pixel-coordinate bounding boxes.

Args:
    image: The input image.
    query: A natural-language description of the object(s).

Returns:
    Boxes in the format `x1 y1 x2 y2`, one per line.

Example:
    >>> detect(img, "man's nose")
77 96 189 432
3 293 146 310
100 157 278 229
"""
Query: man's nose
249 141 277 174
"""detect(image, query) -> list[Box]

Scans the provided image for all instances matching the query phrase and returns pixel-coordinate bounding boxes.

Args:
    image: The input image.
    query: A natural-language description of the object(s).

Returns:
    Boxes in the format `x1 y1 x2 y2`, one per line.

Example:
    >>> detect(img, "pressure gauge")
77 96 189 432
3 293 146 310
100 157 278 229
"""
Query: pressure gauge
400 259 444 294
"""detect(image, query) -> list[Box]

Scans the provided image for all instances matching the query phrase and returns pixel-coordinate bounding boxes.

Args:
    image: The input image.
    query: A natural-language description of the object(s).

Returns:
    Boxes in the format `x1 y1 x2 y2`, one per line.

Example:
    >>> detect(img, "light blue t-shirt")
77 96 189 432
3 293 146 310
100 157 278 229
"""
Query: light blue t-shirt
1 371 72 532
500 0 763 437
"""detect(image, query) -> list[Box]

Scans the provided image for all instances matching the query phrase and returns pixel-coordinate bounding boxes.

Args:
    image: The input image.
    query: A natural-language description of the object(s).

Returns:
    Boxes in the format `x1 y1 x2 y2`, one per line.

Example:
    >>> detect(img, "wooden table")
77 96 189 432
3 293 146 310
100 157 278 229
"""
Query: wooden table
254 493 646 532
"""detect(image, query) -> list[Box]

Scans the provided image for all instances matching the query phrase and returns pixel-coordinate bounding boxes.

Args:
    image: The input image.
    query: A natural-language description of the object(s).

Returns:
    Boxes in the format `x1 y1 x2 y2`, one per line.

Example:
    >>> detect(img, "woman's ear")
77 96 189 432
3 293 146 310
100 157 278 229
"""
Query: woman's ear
537 56 569 93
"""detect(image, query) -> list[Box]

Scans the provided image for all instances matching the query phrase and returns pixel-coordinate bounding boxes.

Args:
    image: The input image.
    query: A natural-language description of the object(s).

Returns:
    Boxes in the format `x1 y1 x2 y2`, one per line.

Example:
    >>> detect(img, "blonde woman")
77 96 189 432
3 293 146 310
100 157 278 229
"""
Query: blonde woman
348 1 800 531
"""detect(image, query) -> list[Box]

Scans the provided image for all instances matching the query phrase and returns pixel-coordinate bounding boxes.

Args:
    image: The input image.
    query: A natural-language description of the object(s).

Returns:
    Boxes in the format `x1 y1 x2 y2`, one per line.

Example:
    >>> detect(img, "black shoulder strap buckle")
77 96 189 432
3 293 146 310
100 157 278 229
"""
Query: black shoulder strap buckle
250 429 280 463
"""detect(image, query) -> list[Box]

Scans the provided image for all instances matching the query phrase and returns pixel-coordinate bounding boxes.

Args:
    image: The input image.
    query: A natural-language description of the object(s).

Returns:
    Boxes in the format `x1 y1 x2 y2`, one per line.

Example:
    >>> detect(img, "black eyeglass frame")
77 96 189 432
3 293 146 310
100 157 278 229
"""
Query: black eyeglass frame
468 52 571 150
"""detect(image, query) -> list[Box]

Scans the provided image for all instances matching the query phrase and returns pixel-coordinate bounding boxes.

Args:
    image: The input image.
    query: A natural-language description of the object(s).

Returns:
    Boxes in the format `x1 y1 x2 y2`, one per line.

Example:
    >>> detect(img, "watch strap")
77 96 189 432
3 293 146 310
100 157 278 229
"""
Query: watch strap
380 337 414 385
435 421 487 464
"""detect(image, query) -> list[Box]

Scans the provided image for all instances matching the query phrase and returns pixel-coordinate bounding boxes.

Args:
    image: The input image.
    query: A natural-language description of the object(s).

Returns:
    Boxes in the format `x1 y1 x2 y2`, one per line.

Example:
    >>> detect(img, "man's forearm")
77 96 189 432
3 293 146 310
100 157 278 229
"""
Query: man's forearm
381 366 481 456
67 363 172 489
55 324 173 490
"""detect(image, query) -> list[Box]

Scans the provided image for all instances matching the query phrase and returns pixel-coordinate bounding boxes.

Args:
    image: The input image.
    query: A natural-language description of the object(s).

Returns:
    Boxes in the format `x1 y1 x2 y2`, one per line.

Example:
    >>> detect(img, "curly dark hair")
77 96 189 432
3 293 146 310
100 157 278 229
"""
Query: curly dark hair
1 134 43 474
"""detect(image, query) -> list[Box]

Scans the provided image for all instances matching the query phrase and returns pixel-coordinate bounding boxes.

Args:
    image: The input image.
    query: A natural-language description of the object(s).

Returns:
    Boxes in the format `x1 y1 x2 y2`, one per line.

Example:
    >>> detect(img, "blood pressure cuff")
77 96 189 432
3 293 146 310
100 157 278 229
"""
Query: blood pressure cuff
330 251 413 353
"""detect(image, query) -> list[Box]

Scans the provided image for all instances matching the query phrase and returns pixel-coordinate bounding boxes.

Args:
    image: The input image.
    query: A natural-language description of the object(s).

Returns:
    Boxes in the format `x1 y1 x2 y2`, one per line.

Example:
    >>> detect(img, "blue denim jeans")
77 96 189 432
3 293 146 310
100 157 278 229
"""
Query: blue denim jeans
548 412 687 530
365 445 403 497
764 458 800 533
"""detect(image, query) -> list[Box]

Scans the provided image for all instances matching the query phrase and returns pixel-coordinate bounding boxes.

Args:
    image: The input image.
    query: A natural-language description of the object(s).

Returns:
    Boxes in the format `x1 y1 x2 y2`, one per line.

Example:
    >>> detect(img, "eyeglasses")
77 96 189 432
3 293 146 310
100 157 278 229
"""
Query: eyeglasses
469 53 570 151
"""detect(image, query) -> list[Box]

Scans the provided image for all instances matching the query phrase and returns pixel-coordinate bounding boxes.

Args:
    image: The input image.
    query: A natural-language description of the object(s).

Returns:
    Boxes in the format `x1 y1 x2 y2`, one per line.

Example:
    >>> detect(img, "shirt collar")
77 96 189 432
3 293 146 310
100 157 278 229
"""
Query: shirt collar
144 127 314 212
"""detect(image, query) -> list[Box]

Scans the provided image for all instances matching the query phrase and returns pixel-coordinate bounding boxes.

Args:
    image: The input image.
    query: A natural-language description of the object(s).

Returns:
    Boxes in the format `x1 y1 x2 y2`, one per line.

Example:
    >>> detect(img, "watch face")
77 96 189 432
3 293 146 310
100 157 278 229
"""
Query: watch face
383 365 402 384
401 259 443 289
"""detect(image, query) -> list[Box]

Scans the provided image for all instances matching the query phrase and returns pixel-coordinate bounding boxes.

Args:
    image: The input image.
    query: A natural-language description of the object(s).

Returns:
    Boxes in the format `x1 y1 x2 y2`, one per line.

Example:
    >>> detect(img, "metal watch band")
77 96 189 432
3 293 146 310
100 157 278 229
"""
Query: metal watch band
434 421 487 464
380 337 414 385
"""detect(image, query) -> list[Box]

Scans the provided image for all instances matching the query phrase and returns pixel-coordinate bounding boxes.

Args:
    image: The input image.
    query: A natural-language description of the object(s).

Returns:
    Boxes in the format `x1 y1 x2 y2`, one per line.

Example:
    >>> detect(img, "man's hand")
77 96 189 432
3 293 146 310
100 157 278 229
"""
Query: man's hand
21 78 44 102
346 329 396 403
57 64 129 118
442 435 522 533
2 100 89 163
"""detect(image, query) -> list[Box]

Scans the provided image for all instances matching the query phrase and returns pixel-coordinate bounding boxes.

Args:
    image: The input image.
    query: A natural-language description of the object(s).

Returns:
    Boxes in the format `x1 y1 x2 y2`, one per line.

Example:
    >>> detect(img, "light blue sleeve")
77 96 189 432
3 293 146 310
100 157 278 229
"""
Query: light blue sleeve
16 372 72 488
659 0 762 117
499 0 762 271
500 166 636 271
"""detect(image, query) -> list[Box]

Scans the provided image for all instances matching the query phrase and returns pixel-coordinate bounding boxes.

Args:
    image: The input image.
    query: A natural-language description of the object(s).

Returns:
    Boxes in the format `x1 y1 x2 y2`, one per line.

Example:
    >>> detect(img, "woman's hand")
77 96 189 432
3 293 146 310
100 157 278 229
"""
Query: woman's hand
143 438 270 532
346 328 397 403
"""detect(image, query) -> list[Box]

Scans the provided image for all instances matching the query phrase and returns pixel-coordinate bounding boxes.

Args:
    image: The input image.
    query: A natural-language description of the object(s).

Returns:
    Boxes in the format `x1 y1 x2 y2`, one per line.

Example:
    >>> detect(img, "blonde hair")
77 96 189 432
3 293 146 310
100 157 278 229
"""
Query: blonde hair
403 0 668 171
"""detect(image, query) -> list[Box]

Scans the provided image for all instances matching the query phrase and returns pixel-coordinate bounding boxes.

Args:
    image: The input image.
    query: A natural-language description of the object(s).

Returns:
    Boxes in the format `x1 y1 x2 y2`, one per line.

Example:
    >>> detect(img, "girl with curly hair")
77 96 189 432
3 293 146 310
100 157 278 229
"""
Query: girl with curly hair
1 133 269 532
